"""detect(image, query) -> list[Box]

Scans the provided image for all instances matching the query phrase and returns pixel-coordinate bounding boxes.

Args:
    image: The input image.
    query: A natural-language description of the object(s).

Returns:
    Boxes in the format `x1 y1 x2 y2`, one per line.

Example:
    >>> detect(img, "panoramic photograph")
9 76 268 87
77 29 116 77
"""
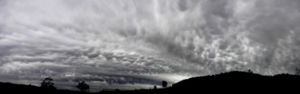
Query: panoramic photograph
0 0 300 93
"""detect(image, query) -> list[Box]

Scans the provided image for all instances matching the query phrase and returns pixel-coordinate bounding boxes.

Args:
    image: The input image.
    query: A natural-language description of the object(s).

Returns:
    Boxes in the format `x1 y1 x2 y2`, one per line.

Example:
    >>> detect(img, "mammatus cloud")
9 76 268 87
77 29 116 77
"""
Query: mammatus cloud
0 0 300 91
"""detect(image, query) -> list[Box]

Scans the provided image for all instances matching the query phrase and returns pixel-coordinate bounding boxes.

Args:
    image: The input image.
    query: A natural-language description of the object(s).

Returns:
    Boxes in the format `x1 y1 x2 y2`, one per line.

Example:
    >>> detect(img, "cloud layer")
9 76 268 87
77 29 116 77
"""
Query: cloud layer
1 0 300 91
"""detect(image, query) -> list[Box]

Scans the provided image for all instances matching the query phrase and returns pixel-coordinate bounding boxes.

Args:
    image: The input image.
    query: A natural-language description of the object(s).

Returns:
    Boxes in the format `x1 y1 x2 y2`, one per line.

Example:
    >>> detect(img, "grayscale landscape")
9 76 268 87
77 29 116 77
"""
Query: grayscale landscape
0 0 300 91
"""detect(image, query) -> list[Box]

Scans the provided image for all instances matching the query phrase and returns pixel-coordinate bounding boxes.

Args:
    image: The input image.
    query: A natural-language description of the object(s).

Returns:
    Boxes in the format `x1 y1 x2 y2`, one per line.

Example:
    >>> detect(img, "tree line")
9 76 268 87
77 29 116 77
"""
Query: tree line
40 77 169 92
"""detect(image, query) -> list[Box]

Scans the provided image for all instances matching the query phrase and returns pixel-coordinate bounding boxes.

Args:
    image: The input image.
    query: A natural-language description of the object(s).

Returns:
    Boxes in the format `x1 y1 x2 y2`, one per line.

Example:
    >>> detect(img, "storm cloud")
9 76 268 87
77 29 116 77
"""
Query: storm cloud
0 0 300 91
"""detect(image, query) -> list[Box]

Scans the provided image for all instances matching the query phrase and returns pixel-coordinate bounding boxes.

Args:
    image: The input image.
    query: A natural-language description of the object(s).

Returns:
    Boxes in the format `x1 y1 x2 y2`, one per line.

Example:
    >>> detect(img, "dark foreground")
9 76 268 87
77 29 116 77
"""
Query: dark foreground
1 71 300 94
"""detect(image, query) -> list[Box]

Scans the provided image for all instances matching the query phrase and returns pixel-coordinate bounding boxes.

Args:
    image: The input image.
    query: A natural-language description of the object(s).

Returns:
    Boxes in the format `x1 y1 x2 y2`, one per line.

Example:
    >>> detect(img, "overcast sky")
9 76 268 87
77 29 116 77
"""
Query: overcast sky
0 0 300 91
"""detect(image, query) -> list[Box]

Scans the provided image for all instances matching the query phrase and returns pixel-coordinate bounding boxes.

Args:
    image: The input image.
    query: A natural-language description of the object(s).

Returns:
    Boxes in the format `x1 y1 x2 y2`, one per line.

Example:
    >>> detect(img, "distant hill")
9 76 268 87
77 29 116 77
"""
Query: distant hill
1 71 299 94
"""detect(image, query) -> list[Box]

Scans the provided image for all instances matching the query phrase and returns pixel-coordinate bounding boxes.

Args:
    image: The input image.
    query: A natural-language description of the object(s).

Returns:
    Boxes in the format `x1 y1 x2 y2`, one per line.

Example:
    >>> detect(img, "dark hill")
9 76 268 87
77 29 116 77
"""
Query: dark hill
1 71 299 94
170 71 300 93
0 82 87 94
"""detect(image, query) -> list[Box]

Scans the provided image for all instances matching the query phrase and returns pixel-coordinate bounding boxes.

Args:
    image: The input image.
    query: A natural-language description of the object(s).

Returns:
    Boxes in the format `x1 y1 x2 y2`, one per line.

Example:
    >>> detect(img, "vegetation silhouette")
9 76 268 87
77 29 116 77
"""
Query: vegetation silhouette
162 81 168 88
153 85 157 90
40 77 56 90
76 81 90 92
1 71 300 94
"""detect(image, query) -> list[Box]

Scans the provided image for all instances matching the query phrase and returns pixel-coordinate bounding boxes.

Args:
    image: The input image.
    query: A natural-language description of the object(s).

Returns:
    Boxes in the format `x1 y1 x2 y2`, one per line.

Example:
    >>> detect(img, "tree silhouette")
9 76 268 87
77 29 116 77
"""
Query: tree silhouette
76 81 89 92
247 69 253 73
162 81 168 88
41 77 56 90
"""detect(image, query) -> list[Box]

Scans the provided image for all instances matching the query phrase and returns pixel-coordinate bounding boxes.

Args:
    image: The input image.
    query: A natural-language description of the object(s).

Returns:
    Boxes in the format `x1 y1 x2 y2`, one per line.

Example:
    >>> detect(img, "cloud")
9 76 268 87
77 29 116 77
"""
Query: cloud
0 61 69 73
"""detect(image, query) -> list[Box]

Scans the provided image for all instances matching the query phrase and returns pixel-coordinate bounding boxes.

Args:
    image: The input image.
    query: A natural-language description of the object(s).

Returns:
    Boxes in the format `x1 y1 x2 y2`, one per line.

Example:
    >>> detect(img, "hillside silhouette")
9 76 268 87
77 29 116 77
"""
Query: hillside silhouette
1 71 299 94
170 71 300 93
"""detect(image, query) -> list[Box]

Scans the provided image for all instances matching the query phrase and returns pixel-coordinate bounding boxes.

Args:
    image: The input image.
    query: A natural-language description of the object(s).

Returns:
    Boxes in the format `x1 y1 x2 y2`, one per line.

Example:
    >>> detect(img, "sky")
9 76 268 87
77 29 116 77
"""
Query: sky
0 0 300 91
